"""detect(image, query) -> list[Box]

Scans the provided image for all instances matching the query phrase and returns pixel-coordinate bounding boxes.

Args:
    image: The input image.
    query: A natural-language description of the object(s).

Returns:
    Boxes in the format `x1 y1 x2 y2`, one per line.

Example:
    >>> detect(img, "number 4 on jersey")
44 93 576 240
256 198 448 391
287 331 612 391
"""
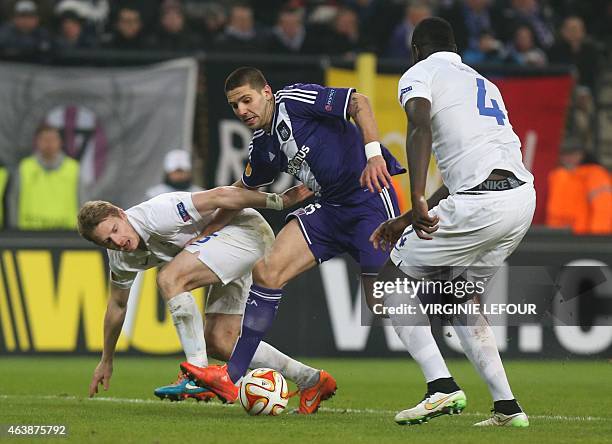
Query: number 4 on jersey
476 78 506 126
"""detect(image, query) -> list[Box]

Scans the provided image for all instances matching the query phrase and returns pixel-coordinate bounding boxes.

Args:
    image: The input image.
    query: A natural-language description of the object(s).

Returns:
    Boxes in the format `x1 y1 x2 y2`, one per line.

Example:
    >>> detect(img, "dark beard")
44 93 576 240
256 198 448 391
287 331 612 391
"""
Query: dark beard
165 177 192 190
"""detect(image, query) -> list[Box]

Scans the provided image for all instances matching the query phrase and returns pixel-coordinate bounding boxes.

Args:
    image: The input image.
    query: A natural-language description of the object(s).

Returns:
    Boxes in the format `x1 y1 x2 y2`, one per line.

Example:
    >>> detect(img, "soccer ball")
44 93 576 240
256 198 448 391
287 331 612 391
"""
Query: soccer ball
239 368 289 416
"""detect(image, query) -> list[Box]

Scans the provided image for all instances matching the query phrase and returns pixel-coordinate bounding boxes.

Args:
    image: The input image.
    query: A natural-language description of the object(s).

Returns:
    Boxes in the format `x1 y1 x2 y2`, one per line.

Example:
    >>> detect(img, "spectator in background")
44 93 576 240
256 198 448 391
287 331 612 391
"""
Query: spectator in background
505 24 547 66
546 140 612 235
462 29 506 64
214 4 268 53
441 0 503 54
154 3 200 52
145 149 203 199
385 0 432 61
103 7 150 50
0 162 7 229
1 0 56 27
108 0 159 37
591 0 612 57
267 7 305 54
344 0 391 53
549 16 600 91
501 0 555 50
0 0 51 58
54 0 109 35
54 9 97 50
9 125 80 230
190 1 226 49
345 0 379 27
252 0 296 27
299 3 337 55
567 85 595 150
325 7 361 57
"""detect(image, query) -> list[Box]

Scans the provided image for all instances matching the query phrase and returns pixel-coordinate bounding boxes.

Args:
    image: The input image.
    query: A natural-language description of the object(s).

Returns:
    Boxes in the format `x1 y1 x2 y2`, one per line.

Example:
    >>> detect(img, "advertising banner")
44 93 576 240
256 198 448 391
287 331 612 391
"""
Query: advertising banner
0 58 197 209
0 232 610 358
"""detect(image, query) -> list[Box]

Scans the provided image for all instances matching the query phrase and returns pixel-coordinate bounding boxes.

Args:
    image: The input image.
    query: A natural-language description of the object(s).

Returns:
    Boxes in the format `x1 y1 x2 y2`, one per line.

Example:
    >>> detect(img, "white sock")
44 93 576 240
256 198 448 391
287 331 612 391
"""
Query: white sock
250 341 319 390
393 325 452 382
167 292 207 368
386 287 452 383
450 307 514 401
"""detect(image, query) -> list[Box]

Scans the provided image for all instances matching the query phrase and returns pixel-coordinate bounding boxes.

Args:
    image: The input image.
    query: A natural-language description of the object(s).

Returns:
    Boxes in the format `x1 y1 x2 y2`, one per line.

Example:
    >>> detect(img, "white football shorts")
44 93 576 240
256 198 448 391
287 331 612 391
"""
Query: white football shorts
185 208 275 315
390 183 536 282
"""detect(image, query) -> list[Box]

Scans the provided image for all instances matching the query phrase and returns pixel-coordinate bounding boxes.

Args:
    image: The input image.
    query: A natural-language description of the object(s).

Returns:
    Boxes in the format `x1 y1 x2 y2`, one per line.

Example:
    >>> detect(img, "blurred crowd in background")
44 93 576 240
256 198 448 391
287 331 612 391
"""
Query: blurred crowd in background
0 0 609 82
0 0 610 234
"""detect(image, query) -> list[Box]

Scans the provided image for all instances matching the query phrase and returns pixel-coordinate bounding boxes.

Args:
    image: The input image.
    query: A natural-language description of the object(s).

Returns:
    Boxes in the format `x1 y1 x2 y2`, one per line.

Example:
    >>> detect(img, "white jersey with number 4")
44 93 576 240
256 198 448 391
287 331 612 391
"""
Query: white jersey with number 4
397 51 533 194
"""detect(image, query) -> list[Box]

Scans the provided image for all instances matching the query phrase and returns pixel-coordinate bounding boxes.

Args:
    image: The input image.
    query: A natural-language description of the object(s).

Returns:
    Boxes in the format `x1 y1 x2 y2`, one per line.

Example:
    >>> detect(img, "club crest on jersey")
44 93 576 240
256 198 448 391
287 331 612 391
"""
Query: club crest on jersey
325 88 336 111
276 120 291 141
245 162 252 177
287 145 310 175
176 202 191 222
400 86 413 103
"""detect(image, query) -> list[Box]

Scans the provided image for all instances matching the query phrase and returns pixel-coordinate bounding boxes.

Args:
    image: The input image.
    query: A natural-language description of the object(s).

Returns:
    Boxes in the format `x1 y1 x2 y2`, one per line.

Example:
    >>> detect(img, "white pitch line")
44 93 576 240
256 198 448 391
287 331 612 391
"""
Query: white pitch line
0 394 609 423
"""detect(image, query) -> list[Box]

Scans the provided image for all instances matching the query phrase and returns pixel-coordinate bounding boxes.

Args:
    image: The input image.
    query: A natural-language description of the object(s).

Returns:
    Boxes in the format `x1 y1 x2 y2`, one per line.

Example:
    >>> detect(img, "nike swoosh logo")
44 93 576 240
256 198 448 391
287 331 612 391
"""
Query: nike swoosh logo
496 414 518 425
304 390 321 408
424 394 454 410
185 383 200 390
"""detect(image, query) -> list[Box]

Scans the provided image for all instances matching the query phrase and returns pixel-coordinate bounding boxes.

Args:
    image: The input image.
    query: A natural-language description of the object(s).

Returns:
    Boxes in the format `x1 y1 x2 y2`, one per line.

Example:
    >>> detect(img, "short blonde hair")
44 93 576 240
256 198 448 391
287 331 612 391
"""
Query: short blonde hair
77 200 121 243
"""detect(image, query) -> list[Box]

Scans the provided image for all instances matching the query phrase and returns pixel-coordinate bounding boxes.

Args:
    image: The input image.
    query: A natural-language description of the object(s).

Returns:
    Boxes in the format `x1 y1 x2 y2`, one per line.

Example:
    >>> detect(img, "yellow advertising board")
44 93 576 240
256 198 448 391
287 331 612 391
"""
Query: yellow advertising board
0 249 204 353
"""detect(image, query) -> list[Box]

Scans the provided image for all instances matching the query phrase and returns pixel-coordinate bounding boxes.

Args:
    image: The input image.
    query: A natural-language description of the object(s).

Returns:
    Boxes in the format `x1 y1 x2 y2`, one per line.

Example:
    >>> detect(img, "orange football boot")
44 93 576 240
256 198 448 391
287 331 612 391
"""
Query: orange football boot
298 370 337 414
180 363 239 404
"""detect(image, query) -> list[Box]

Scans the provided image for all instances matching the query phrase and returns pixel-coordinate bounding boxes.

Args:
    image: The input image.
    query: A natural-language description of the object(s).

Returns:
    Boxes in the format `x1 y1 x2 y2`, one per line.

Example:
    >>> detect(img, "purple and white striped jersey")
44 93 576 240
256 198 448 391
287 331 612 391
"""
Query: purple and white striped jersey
241 83 405 205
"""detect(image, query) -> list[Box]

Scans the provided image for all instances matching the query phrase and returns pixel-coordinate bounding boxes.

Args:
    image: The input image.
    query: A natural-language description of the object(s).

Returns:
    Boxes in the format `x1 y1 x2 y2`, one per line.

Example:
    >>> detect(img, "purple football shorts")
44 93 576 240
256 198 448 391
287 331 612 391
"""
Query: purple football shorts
287 187 399 274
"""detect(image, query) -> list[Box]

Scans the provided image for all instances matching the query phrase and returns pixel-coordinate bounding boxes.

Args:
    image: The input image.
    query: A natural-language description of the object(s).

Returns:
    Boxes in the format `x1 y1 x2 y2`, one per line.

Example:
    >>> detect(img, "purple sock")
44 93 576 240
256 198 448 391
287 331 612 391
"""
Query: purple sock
227 284 282 383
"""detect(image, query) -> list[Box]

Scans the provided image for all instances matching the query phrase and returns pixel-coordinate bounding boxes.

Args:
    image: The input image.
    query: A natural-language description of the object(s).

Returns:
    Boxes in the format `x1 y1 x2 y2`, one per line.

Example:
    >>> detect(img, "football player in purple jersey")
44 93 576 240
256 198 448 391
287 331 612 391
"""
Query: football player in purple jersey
181 67 405 413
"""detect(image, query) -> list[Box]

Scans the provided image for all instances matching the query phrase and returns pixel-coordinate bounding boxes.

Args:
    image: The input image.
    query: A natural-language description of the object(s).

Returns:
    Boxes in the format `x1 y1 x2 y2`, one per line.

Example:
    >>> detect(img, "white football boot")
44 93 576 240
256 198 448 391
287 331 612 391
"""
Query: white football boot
394 390 467 425
473 411 529 427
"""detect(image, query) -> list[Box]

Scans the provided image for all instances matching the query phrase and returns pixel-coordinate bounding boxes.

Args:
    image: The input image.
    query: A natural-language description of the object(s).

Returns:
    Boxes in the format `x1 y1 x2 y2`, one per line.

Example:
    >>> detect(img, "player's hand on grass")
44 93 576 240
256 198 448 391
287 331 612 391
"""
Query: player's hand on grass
89 360 113 397
281 184 314 208
370 214 411 251
411 196 439 240
360 155 392 193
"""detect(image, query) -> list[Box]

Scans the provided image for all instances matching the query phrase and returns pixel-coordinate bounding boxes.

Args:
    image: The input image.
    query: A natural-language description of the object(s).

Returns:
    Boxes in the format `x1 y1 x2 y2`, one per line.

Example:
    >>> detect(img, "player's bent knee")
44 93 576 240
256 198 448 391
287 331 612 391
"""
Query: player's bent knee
253 264 285 289
255 250 299 288
251 259 278 288
157 266 187 299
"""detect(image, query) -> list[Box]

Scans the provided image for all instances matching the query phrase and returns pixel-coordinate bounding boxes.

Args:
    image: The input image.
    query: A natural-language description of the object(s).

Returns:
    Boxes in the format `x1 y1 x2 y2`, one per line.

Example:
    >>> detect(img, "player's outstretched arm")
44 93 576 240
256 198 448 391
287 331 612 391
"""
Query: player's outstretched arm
370 213 411 251
89 283 129 397
191 184 312 214
348 92 392 193
197 180 245 237
194 181 312 237
191 185 277 213
405 97 439 240
370 185 449 251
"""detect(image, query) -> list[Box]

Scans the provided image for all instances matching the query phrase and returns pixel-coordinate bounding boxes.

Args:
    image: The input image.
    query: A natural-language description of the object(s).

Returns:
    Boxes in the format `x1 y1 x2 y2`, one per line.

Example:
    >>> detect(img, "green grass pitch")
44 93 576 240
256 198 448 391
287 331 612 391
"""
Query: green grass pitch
0 357 610 443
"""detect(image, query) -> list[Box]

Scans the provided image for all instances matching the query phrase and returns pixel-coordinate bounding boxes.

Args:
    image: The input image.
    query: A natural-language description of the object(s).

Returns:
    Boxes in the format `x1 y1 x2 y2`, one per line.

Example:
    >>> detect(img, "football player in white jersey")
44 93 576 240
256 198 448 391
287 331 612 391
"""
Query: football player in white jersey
77 184 327 408
370 18 535 427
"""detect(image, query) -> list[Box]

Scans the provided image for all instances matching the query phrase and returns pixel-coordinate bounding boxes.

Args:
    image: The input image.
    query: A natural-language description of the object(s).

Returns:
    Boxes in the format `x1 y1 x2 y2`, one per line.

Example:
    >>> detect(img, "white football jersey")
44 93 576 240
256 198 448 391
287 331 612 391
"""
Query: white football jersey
108 192 213 288
397 52 533 194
